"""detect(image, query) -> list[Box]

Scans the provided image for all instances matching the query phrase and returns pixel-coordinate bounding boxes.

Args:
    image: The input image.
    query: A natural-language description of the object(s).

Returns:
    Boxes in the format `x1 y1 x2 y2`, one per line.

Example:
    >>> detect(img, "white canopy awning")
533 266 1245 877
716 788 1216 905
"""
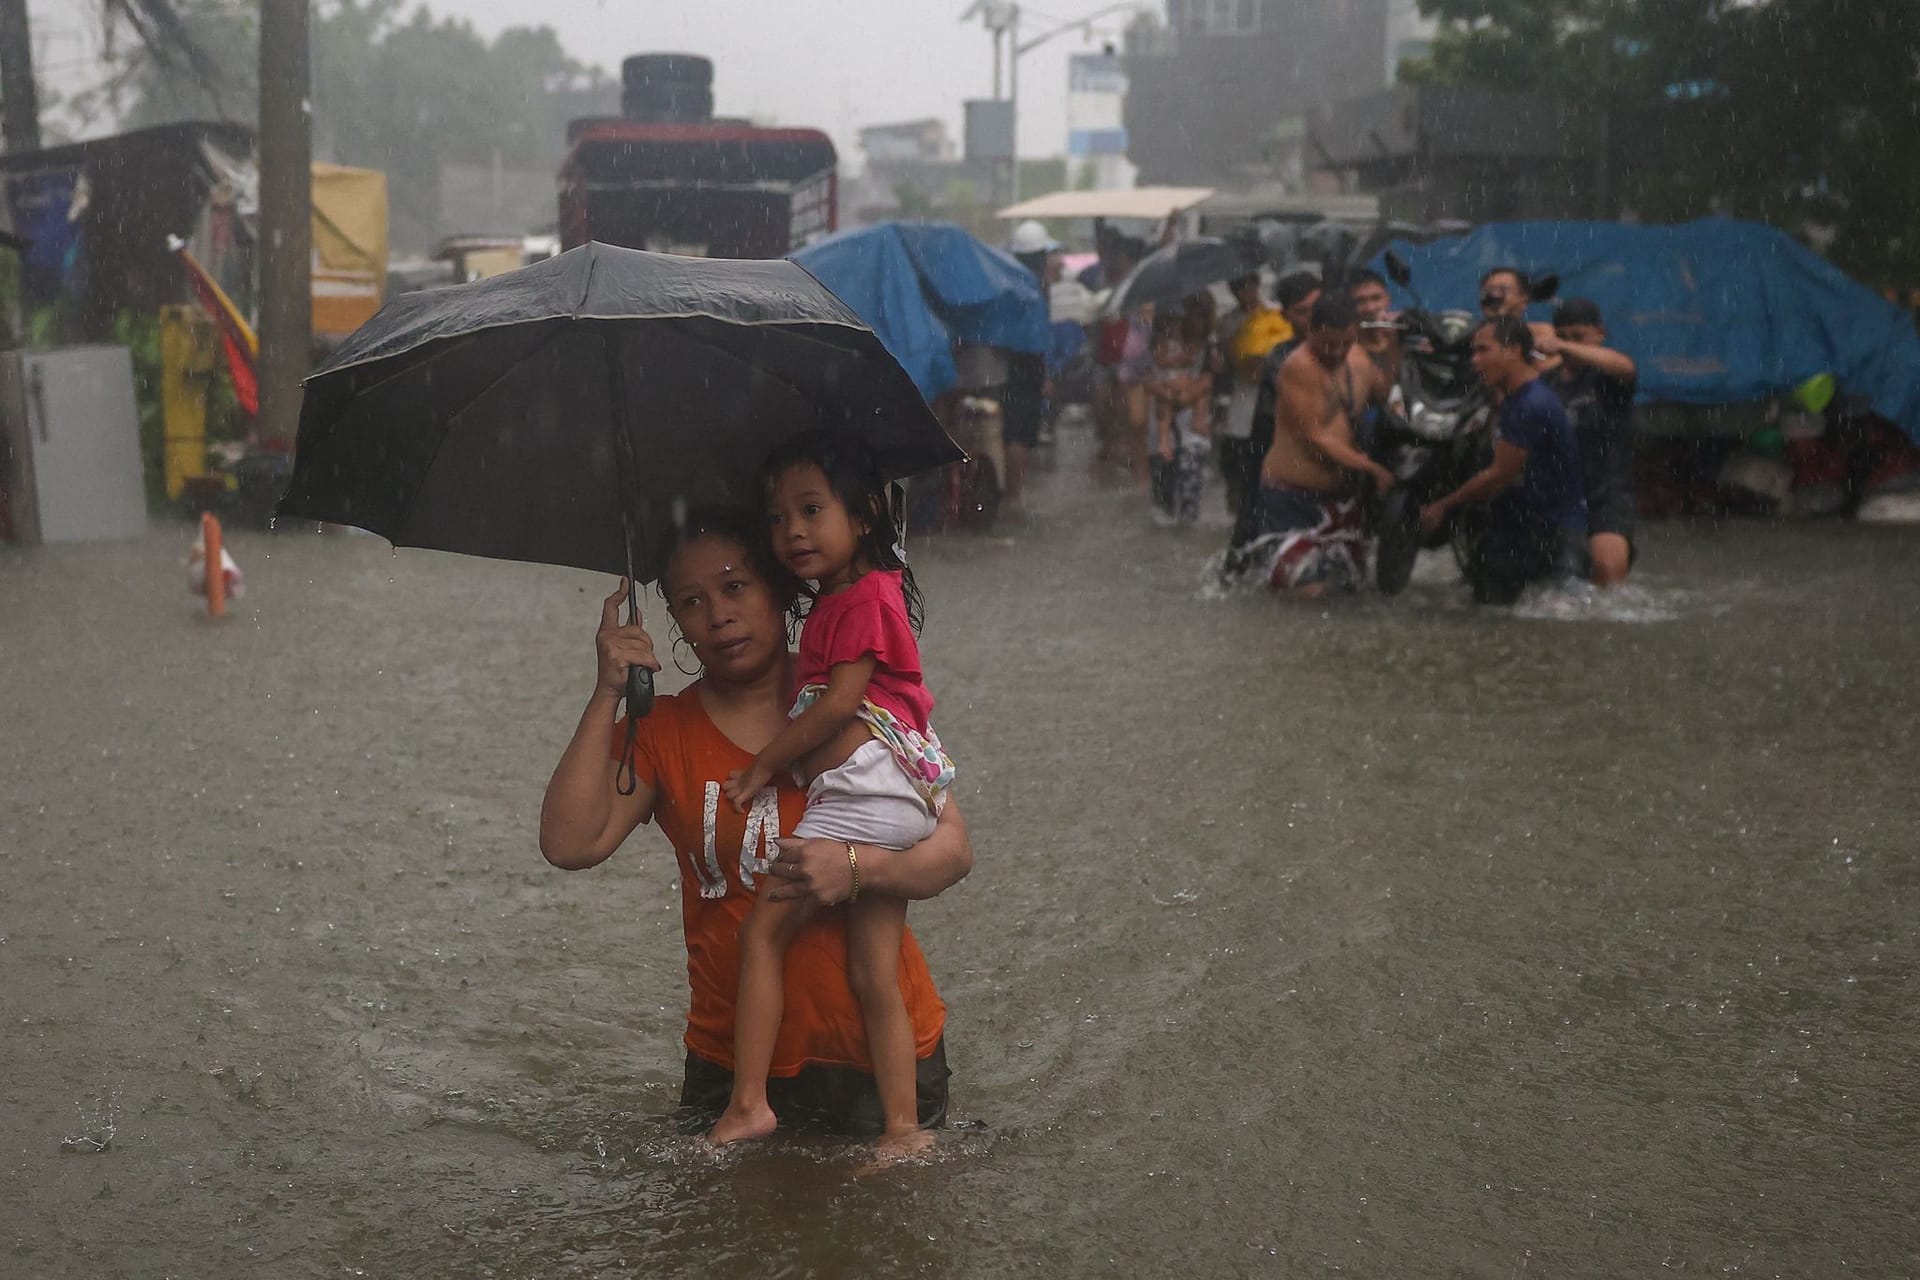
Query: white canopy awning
996 186 1216 222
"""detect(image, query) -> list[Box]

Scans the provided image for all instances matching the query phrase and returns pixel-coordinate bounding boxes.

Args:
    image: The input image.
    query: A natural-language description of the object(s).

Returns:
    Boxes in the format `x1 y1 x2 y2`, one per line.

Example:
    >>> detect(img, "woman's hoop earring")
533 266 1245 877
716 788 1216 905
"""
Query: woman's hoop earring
671 632 702 677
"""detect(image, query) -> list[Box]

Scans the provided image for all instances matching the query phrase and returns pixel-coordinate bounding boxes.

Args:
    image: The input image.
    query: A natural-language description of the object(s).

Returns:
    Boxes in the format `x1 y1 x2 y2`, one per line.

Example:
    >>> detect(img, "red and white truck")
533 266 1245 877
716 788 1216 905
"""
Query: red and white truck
558 54 837 259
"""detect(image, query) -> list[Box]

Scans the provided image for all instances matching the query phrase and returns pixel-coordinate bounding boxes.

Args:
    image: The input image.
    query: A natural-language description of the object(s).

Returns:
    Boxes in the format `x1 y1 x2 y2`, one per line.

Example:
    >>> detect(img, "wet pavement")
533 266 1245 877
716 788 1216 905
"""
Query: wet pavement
3 427 1917 1277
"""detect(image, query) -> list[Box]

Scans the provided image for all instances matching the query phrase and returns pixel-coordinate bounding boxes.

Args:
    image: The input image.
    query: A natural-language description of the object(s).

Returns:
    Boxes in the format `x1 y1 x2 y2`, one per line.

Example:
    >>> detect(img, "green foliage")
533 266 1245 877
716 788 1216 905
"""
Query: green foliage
82 308 247 514
109 1 616 251
888 161 1070 243
1406 0 1920 284
891 182 940 222
106 311 169 512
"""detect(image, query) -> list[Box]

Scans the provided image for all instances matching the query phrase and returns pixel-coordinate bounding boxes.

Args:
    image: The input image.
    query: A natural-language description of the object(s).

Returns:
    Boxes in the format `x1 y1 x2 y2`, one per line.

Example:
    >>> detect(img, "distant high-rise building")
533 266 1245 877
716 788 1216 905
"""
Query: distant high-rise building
1122 0 1436 187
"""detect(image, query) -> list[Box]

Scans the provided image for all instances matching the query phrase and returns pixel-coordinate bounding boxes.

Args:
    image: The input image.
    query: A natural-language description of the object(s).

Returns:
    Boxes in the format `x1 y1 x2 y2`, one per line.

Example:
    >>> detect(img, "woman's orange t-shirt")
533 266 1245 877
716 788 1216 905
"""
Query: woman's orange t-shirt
612 689 946 1076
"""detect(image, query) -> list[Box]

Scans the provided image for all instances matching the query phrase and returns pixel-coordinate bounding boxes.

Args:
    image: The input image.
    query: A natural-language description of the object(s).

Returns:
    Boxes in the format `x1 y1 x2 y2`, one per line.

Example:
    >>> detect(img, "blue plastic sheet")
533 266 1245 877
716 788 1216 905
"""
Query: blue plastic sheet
792 221 1050 400
1373 218 1920 442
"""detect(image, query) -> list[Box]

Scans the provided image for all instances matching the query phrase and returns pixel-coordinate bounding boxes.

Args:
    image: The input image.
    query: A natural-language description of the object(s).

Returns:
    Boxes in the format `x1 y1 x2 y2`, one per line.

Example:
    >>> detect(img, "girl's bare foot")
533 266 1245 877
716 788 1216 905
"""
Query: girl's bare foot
870 1126 937 1164
706 1103 777 1146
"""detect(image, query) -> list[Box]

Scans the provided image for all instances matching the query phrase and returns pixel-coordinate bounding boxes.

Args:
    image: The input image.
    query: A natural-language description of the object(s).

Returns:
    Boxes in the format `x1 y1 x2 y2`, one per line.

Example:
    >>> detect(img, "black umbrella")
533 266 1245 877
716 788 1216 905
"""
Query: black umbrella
279 241 960 758
1103 236 1258 315
281 241 958 577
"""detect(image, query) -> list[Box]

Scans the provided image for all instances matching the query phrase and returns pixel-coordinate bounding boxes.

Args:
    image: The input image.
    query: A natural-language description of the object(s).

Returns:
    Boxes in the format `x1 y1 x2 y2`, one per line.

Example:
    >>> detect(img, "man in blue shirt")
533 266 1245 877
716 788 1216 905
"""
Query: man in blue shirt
1541 297 1639 587
1420 314 1588 604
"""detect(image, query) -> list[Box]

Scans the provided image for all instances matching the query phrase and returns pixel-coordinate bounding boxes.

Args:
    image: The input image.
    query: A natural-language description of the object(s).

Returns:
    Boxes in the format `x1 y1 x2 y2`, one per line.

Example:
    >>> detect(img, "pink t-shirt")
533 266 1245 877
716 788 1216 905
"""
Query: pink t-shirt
795 569 934 734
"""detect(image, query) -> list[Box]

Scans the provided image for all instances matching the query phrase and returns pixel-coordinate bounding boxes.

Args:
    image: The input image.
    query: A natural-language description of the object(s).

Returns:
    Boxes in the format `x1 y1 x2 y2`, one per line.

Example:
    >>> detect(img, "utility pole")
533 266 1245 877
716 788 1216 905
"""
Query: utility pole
1007 5 1021 204
966 2 1145 207
0 0 41 154
256 0 311 445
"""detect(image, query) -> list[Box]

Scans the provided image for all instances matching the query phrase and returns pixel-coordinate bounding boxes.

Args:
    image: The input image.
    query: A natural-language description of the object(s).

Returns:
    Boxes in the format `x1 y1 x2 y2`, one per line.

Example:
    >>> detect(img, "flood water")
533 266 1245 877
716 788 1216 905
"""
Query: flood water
4 428 1917 1278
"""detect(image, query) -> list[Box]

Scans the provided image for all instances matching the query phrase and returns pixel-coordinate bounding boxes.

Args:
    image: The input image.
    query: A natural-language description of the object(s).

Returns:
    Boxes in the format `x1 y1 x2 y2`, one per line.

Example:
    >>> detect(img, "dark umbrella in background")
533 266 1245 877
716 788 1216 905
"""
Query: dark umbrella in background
278 241 960 786
1103 236 1259 315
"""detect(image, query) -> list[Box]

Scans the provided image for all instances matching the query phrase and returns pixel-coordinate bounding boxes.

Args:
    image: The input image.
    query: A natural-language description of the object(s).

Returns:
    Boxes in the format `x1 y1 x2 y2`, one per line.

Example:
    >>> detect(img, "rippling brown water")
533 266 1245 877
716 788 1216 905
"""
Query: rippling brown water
4 431 1917 1277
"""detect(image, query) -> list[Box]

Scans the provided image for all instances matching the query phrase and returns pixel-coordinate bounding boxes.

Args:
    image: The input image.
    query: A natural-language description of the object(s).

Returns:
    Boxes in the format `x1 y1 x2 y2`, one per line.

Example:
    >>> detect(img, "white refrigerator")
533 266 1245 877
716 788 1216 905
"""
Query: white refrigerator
0 345 149 545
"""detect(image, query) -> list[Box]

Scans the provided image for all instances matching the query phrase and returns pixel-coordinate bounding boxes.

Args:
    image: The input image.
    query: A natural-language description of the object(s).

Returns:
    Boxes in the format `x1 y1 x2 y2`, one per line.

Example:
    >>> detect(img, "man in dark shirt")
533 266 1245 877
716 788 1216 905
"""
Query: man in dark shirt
1421 315 1588 604
1541 297 1638 587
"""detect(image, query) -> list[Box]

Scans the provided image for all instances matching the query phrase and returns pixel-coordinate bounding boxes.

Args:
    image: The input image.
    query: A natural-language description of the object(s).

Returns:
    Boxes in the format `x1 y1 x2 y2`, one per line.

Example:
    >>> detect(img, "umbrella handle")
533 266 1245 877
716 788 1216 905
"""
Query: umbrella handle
613 566 654 797
615 664 653 797
626 664 655 719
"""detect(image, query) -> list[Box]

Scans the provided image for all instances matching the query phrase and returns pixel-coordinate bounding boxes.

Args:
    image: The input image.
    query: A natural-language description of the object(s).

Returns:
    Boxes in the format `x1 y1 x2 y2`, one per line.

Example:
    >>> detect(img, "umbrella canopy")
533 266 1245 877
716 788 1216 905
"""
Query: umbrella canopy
790 221 1049 399
278 241 962 583
1105 236 1259 316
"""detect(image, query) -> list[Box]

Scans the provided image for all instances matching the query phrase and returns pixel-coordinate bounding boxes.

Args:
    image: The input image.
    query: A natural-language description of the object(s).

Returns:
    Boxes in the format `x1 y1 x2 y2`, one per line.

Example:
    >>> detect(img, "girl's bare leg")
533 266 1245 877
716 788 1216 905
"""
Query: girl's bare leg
708 894 813 1144
844 894 932 1154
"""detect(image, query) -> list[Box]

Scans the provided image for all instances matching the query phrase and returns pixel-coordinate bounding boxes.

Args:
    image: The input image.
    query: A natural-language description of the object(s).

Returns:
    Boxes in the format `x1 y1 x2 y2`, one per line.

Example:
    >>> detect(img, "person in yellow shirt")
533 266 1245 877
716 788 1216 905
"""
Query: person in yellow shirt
1215 273 1293 517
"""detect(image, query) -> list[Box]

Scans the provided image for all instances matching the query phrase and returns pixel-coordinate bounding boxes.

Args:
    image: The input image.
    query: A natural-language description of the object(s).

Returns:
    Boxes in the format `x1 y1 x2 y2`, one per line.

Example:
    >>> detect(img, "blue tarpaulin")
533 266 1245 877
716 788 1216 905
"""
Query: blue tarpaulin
791 221 1049 400
1373 218 1920 442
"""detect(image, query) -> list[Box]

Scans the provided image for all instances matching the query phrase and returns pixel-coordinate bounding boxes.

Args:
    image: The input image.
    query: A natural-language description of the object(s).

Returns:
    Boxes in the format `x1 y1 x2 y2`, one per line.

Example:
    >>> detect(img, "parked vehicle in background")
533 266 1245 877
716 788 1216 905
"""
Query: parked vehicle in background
558 55 837 258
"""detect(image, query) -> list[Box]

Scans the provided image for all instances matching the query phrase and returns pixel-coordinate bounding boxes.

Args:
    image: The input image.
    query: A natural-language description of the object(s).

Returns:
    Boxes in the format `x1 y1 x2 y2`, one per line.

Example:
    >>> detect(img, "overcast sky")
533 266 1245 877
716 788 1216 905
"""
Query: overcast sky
427 0 1119 165
37 0 1141 168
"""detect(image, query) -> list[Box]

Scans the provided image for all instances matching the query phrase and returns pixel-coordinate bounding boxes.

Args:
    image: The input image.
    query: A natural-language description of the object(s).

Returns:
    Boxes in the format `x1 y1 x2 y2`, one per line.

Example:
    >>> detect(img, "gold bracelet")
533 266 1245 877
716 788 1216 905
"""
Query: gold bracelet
845 841 861 903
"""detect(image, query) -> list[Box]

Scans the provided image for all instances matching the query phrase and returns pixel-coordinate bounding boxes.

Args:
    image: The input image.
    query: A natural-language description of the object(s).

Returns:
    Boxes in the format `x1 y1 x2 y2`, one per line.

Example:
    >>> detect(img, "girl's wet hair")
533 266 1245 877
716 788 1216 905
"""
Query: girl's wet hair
656 504 804 631
761 430 925 634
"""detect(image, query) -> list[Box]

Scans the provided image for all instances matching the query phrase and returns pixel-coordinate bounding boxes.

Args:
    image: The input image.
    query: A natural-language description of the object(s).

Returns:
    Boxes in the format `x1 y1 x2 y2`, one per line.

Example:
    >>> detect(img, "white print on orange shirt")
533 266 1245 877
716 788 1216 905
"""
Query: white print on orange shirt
695 782 780 900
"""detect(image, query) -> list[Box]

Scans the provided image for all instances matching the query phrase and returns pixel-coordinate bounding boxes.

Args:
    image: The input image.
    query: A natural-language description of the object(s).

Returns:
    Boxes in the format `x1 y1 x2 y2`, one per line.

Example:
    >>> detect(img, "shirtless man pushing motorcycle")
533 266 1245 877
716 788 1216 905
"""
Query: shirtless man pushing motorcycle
1229 294 1396 595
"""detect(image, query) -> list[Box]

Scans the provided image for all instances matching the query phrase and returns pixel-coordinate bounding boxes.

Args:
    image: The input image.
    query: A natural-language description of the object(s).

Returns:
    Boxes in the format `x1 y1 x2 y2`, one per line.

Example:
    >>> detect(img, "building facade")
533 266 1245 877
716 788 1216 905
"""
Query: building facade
1067 52 1138 191
1122 0 1434 187
1307 85 1601 224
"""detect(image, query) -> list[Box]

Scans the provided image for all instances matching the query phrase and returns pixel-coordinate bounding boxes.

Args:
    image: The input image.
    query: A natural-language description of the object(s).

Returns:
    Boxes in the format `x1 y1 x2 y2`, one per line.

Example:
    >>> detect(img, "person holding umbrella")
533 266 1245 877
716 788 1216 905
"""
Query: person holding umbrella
539 507 973 1141
279 242 976 1145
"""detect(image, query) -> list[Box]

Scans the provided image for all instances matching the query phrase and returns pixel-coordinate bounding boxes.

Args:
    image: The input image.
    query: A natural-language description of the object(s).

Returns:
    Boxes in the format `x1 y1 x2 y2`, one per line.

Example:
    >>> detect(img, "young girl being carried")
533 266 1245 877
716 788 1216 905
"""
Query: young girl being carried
710 431 955 1157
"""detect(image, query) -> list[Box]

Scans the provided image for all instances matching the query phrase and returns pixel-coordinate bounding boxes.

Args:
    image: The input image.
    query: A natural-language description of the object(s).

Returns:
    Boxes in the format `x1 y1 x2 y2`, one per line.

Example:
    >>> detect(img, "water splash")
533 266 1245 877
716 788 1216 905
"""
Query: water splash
1510 579 1686 624
60 1094 118 1153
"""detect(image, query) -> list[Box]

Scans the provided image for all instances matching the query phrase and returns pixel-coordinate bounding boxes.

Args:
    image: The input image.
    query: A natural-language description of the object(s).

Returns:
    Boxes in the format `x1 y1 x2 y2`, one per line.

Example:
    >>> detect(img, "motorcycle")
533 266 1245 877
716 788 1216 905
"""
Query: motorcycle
1229 216 1565 594
1366 251 1559 595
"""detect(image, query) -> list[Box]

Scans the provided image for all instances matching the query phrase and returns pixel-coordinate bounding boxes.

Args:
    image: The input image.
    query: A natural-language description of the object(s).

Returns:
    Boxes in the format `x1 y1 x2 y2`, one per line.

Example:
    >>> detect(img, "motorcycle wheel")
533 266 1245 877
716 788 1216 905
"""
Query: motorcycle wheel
1374 488 1420 596
1450 503 1489 580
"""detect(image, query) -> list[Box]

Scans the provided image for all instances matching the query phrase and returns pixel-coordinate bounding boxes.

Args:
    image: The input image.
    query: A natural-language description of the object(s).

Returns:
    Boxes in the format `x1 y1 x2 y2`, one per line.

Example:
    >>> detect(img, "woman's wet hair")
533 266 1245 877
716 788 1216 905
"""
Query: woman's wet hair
761 430 926 634
656 504 803 626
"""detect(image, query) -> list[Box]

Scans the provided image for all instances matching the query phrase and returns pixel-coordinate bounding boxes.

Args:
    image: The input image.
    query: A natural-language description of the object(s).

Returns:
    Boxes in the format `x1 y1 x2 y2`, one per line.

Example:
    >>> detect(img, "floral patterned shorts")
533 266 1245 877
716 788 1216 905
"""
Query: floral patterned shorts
791 684 956 811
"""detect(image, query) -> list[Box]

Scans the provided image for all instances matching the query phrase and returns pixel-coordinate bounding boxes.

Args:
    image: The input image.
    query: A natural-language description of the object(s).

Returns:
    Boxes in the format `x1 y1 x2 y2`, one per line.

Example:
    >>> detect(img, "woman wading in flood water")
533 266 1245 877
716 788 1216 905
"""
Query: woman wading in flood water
538 508 972 1142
